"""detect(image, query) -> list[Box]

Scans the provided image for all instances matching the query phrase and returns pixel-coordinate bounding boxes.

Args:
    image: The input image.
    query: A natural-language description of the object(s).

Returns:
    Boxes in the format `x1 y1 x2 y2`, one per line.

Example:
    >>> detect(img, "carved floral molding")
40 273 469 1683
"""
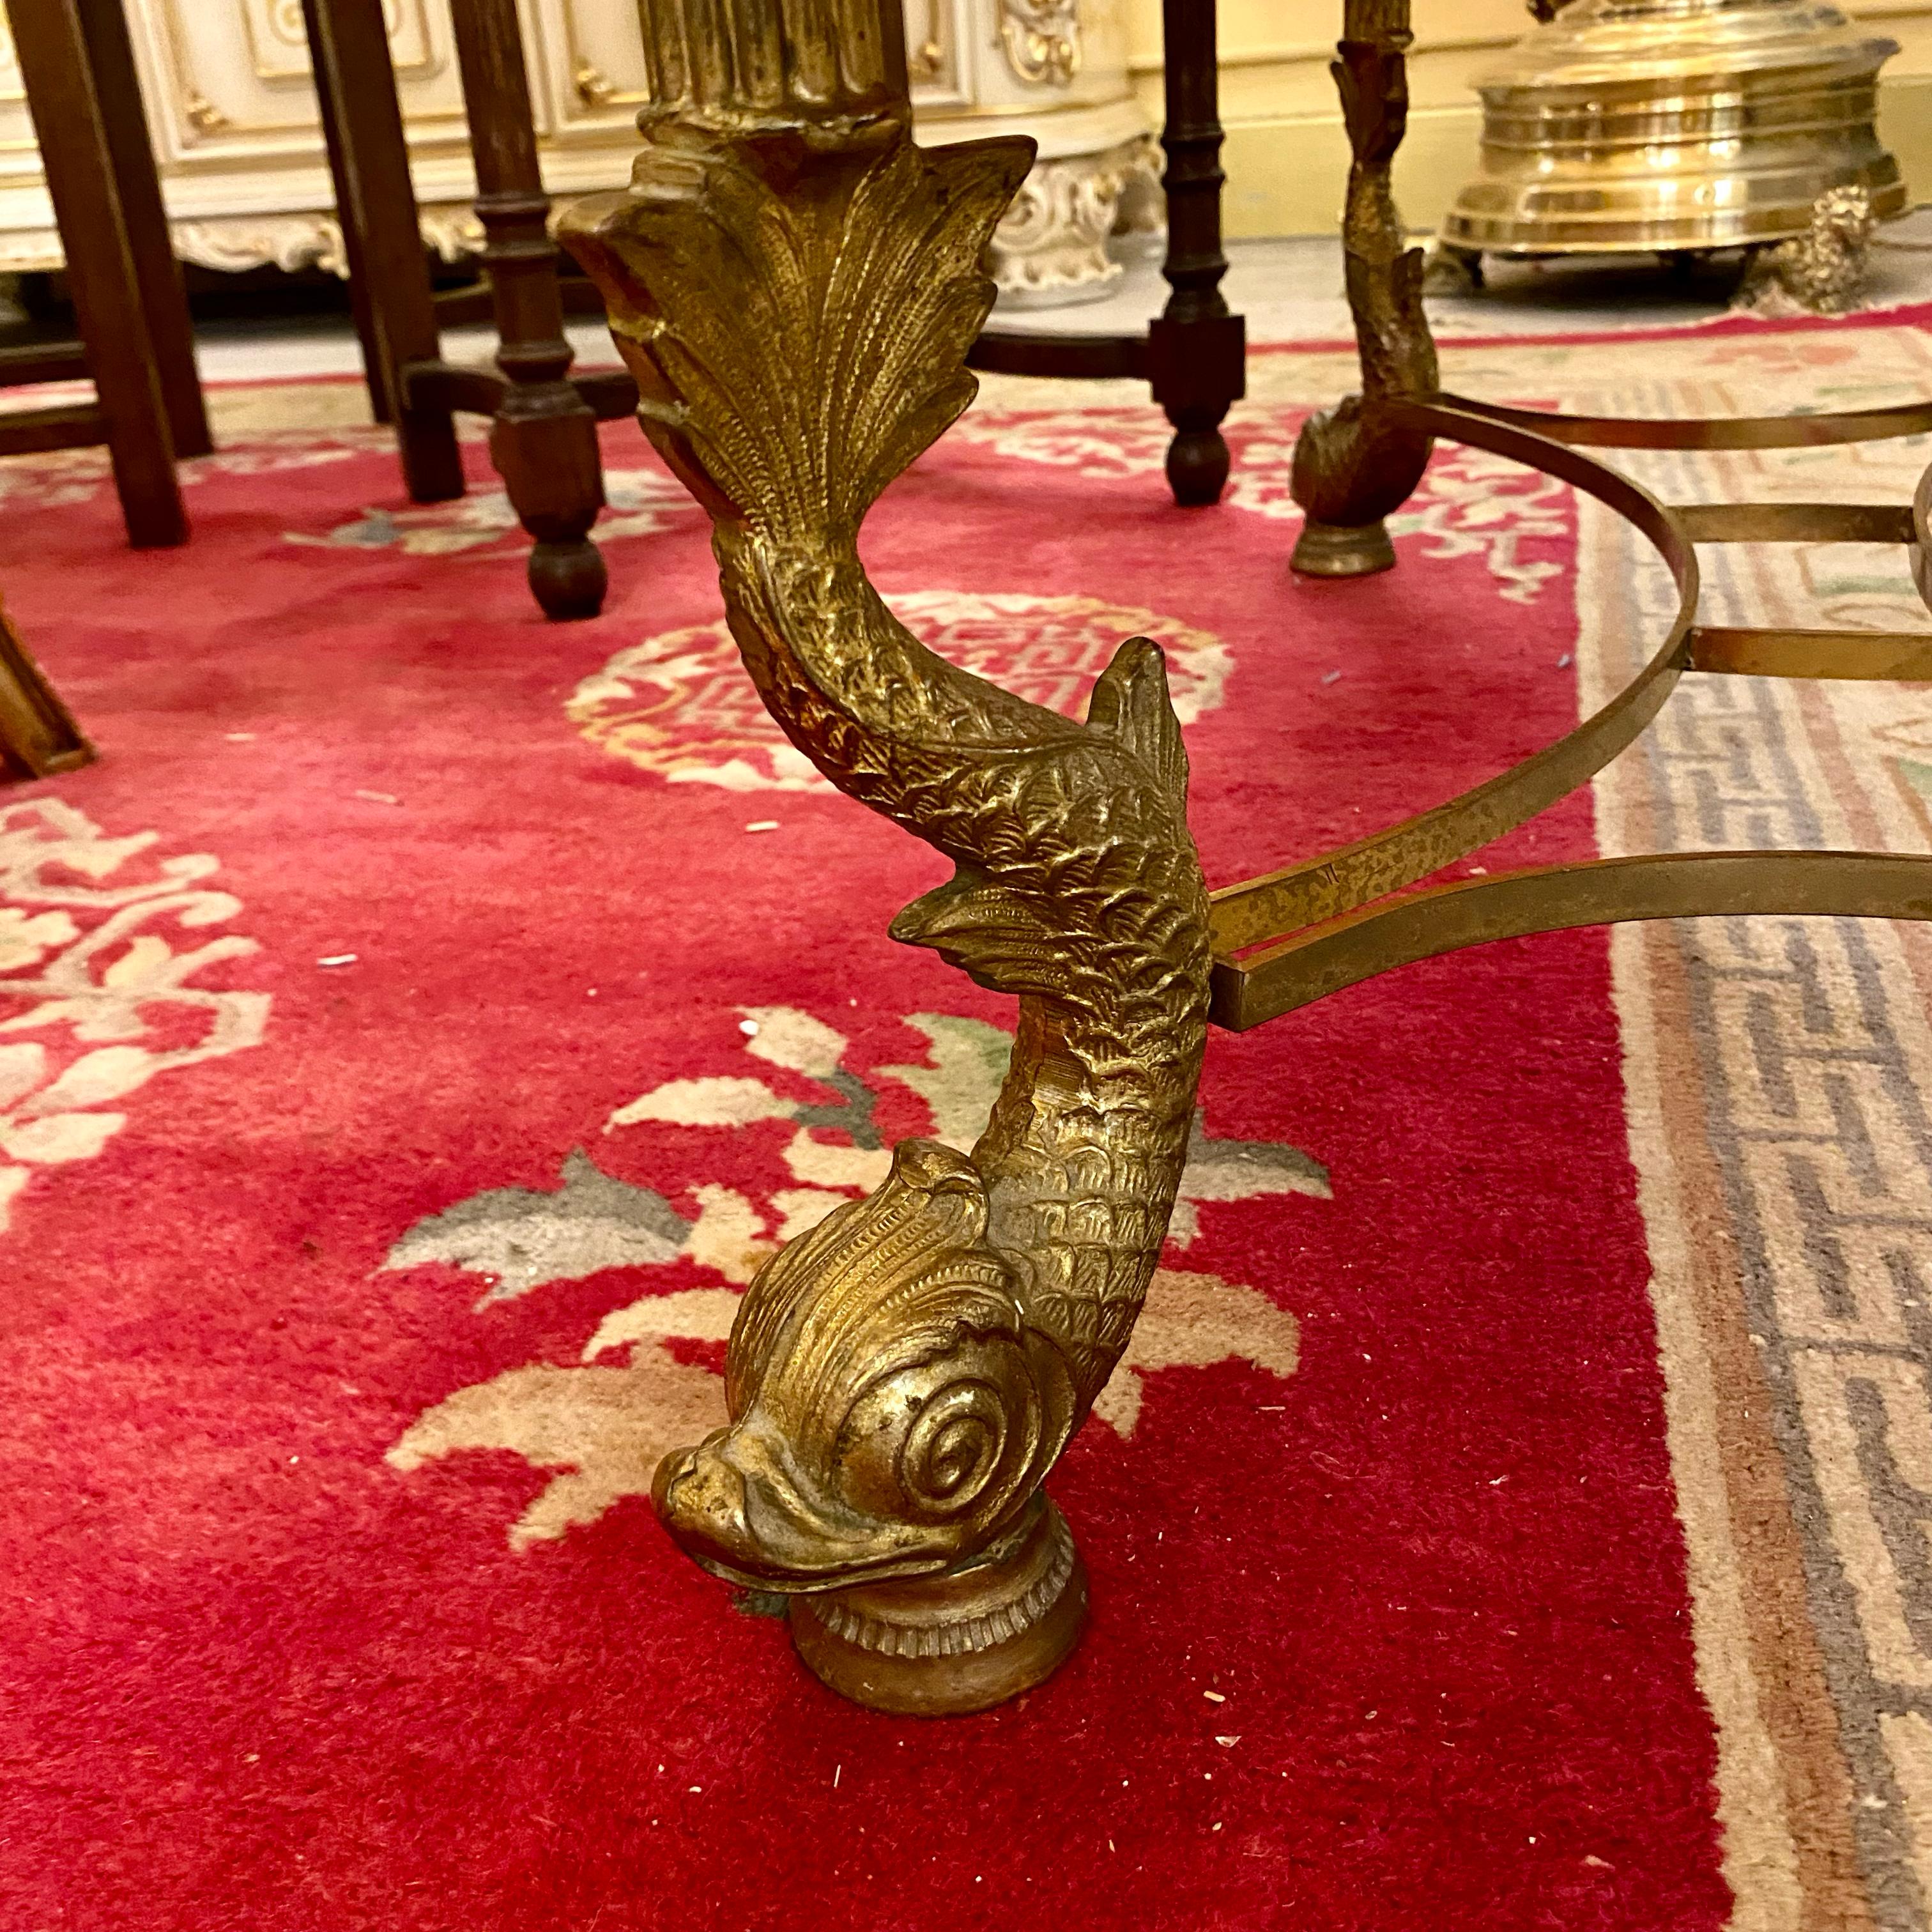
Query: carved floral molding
999 0 1080 86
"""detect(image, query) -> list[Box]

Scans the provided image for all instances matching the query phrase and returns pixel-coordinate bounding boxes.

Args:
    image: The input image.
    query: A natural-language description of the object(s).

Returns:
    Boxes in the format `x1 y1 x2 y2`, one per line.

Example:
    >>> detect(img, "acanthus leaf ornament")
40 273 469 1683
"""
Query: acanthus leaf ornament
562 1 1211 1714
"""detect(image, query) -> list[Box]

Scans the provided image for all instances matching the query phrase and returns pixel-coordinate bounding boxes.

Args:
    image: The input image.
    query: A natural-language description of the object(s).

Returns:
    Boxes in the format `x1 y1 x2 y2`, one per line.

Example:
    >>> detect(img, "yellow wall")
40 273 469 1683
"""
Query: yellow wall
1123 1 1932 238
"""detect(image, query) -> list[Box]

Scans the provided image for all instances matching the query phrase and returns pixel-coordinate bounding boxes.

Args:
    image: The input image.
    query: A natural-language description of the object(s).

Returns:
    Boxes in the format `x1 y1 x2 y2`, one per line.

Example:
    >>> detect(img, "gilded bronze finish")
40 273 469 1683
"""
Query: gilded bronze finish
556 0 1932 1720
1246 0 1932 1034
1733 183 1880 317
1287 0 1437 577
0 592 91 784
1440 0 1907 262
565 0 1209 1715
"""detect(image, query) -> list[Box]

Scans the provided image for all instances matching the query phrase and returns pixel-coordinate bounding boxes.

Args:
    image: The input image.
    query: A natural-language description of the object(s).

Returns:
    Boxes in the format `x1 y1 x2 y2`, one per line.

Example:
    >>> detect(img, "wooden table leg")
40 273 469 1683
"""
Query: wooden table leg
451 0 606 621
302 0 463 503
1147 0 1246 507
75 0 209 459
8 0 185 548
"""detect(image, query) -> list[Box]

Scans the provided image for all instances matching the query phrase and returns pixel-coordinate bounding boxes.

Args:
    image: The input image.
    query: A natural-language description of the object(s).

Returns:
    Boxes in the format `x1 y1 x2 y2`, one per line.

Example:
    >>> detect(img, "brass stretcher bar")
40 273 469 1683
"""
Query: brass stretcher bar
1208 396 1932 1031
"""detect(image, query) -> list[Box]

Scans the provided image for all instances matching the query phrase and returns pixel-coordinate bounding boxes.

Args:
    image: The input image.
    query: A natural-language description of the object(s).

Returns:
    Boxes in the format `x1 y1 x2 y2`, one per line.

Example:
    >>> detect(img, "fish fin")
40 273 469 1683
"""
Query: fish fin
567 134 1034 541
1086 636 1190 805
889 868 1064 998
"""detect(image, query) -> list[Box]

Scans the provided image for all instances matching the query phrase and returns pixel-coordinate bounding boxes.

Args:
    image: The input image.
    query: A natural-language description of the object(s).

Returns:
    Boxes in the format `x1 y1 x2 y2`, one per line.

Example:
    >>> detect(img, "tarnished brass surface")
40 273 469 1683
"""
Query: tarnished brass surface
1436 392 1932 452
1687 627 1932 679
535 0 1932 1719
1441 0 1908 259
1289 518 1398 578
788 1495 1089 1715
1287 0 1436 576
0 590 91 783
1238 0 1932 1043
1213 852 1932 1029
1733 183 1879 316
1669 502 1916 545
566 0 1210 1715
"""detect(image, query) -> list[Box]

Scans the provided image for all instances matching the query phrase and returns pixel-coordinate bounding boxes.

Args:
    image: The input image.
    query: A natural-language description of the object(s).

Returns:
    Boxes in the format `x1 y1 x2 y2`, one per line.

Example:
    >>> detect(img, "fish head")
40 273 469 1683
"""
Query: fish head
652 1140 1071 1590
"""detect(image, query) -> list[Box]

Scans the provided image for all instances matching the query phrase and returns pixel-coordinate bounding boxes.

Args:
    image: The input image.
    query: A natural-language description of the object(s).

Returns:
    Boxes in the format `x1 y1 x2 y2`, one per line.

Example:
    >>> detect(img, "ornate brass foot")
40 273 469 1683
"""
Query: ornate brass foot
1420 238 1483 295
788 1496 1088 1715
1291 518 1398 578
1732 185 1878 318
0 592 91 783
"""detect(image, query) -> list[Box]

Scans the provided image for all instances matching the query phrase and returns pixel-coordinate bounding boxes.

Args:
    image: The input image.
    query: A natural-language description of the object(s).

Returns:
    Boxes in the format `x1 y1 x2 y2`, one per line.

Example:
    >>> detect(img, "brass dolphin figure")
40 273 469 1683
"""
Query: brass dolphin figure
565 6 1211 1712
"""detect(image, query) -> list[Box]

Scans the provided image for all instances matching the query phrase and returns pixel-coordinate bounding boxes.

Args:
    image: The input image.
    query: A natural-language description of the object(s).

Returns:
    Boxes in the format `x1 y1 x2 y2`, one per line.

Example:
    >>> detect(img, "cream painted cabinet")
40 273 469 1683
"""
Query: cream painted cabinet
0 1 1157 304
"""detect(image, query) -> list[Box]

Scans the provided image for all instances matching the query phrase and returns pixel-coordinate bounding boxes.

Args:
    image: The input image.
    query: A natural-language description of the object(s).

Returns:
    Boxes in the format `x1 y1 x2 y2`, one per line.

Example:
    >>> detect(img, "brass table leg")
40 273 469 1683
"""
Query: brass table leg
1289 0 1438 578
566 3 1211 1715
0 594 91 783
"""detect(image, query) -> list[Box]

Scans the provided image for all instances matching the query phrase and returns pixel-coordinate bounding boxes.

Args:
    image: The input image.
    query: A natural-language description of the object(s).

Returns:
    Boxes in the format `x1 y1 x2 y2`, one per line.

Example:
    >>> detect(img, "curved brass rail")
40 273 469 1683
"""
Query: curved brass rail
1215 394 1932 1031
1213 852 1932 1029
1211 402 1699 954
1438 392 1932 452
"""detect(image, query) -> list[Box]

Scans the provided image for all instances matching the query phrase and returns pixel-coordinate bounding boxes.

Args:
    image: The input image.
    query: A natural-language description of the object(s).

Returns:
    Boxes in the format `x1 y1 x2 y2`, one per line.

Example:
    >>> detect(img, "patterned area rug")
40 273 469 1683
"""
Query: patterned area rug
1 314 1928 1931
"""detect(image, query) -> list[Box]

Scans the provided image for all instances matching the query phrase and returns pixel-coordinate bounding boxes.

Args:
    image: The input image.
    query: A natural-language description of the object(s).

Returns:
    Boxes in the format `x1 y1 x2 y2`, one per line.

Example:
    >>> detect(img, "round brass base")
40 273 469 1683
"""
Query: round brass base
787 1497 1089 1716
1291 518 1397 578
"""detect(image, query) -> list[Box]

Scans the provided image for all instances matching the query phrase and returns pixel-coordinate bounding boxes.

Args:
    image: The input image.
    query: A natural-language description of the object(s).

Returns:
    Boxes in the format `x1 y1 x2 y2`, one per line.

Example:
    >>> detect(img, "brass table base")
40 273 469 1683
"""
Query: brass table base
549 0 1932 1719
1259 2 1932 1037
788 1498 1088 1716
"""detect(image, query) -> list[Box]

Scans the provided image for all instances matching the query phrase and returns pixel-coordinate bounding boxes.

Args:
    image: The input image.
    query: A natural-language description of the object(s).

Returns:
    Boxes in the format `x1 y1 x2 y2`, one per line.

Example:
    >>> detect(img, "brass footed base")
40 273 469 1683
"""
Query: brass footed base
788 1496 1088 1715
1291 518 1398 578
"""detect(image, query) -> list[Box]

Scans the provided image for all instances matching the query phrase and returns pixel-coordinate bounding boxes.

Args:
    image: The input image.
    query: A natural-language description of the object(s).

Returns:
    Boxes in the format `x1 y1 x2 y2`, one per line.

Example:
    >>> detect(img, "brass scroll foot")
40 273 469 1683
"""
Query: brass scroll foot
787 1497 1089 1716
1291 517 1398 578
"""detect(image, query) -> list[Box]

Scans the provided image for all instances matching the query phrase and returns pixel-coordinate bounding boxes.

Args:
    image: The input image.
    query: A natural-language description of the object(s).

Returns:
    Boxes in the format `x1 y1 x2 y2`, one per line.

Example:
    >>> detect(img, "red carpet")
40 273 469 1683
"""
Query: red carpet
0 374 1726 1929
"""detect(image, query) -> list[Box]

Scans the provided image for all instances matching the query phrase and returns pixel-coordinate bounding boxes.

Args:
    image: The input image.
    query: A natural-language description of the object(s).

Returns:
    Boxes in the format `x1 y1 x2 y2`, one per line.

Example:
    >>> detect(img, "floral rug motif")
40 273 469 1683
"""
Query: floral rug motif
6 312 1929 1932
0 798 266 1230
567 592 1230 790
385 1001 1319 1547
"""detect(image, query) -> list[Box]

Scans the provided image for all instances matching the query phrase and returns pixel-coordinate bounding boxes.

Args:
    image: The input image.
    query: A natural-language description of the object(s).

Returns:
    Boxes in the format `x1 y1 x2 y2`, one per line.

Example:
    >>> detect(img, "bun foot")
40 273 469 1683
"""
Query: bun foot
788 1496 1089 1715
1166 426 1231 507
1291 517 1398 578
529 537 609 620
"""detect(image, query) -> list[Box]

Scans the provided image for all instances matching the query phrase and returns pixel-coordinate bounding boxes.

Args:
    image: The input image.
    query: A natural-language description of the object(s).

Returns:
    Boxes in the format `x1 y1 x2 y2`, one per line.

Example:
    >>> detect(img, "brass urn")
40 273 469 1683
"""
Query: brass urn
1439 0 1907 261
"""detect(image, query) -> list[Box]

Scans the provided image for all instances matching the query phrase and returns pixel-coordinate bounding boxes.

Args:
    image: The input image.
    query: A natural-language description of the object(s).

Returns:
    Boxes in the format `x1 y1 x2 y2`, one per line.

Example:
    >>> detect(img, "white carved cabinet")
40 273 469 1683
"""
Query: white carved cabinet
0 0 1155 305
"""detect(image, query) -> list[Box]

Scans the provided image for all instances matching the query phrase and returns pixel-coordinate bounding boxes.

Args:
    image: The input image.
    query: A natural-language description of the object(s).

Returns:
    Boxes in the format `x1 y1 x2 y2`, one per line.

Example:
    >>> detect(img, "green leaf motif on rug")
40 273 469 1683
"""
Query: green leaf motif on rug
382 1005 1328 1549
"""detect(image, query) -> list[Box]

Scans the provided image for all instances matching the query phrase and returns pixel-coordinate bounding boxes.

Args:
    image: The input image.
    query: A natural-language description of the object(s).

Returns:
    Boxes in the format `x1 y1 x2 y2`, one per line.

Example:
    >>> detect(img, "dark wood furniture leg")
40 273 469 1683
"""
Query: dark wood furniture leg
74 0 208 459
449 0 606 621
6 0 185 546
963 3 1245 507
0 592 92 783
1148 0 1245 505
302 0 464 501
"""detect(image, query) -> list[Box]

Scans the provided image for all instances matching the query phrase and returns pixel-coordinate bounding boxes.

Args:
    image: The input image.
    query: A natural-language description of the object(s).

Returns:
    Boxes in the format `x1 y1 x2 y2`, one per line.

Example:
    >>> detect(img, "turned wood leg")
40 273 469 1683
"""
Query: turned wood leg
1146 0 1245 507
10 0 184 547
452 0 606 621
303 0 463 503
